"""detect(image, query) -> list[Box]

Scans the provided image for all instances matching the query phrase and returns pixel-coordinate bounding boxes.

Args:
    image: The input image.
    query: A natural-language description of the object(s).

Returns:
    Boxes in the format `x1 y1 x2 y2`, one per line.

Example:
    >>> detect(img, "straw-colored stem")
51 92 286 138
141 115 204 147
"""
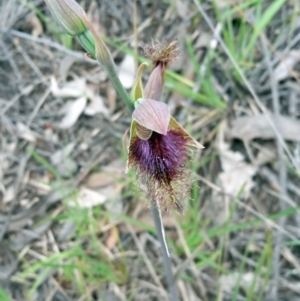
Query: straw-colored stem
151 204 178 301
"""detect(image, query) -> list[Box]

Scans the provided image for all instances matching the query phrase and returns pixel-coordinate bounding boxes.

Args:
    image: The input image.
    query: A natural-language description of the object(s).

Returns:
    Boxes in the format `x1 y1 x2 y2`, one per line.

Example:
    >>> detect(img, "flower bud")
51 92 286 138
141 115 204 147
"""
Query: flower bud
45 0 87 36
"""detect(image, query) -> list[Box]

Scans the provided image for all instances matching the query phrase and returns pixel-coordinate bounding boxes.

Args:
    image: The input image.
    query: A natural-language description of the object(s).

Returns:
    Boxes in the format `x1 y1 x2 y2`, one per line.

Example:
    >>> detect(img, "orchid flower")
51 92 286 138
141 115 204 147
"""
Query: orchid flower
127 42 203 213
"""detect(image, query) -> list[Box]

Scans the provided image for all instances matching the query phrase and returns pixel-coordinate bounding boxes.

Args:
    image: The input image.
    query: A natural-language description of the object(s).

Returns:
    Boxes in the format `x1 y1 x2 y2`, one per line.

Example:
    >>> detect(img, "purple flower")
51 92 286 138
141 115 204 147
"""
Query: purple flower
127 99 203 213
126 40 203 213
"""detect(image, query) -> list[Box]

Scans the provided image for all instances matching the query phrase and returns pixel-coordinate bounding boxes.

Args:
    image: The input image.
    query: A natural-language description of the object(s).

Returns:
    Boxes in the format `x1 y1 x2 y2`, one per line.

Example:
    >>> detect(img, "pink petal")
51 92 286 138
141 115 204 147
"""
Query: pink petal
132 99 170 135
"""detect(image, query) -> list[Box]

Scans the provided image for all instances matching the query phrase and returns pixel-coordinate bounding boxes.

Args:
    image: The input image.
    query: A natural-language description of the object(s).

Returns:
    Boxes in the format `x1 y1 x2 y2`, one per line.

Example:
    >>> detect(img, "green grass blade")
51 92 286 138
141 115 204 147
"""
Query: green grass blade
0 287 13 301
245 0 286 55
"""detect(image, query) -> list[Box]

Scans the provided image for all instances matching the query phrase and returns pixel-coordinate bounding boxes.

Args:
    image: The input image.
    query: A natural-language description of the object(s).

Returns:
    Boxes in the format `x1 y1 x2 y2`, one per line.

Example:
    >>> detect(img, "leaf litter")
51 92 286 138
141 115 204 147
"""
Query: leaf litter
229 113 300 142
1 0 300 300
117 54 136 89
217 123 257 198
273 50 300 82
51 76 109 129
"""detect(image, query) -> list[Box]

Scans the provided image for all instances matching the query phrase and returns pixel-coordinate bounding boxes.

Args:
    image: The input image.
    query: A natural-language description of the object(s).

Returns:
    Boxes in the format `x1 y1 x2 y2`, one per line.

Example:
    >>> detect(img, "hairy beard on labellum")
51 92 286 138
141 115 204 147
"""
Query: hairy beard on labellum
128 129 194 213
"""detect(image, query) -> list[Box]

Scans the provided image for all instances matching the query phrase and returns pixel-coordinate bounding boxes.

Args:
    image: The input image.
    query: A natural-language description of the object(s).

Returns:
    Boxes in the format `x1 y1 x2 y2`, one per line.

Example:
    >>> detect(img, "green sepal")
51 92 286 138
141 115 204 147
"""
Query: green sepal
45 0 87 36
130 62 148 102
125 120 137 173
78 30 96 58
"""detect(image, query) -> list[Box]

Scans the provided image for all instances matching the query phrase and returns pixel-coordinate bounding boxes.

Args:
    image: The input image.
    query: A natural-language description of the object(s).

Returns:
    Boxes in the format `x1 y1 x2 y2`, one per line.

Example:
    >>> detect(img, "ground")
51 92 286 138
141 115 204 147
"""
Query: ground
1 0 300 300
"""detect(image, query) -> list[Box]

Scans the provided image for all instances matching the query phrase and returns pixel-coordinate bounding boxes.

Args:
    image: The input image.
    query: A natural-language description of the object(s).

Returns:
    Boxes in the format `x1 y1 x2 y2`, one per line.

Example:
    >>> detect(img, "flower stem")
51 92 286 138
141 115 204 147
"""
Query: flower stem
108 69 135 113
151 204 178 301
82 15 135 113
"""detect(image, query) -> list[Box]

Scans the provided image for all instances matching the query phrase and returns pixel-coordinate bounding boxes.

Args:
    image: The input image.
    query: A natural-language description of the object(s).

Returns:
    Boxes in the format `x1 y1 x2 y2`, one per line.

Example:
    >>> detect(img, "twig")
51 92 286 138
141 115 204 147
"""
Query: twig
0 153 30 240
7 29 97 64
126 222 169 300
0 39 21 81
261 36 287 300
16 42 45 80
1 77 48 115
197 175 297 241
151 205 179 301
174 219 208 301
260 167 300 228
27 87 51 126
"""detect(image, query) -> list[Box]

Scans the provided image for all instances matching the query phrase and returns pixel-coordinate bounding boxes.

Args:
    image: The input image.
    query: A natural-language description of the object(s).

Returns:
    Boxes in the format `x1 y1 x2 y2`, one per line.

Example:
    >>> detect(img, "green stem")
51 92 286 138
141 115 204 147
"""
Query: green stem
78 18 135 113
108 69 135 113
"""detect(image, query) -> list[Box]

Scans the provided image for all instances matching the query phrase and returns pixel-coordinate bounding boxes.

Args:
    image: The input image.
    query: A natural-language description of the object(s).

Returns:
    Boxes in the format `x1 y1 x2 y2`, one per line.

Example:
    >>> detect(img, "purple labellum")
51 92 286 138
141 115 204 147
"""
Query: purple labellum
127 115 203 212
129 130 188 184
128 128 194 212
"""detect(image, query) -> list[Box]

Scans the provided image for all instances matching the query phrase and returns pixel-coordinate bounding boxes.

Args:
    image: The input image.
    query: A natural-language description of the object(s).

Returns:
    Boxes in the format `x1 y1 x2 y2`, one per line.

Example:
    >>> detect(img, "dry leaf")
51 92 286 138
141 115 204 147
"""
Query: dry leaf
118 54 135 89
51 143 75 165
59 56 77 79
29 13 43 37
273 50 300 81
255 145 277 165
105 226 119 250
220 272 260 294
195 32 213 49
218 122 257 198
84 84 109 116
68 187 107 208
51 77 86 98
86 172 115 189
3 185 15 203
16 122 37 142
84 95 109 116
218 147 257 198
213 0 244 10
50 142 78 178
175 0 189 19
103 158 125 174
57 221 76 242
59 96 87 129
229 113 300 142
86 159 124 189
56 158 78 178
83 160 124 214
102 186 123 217
119 212 176 234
